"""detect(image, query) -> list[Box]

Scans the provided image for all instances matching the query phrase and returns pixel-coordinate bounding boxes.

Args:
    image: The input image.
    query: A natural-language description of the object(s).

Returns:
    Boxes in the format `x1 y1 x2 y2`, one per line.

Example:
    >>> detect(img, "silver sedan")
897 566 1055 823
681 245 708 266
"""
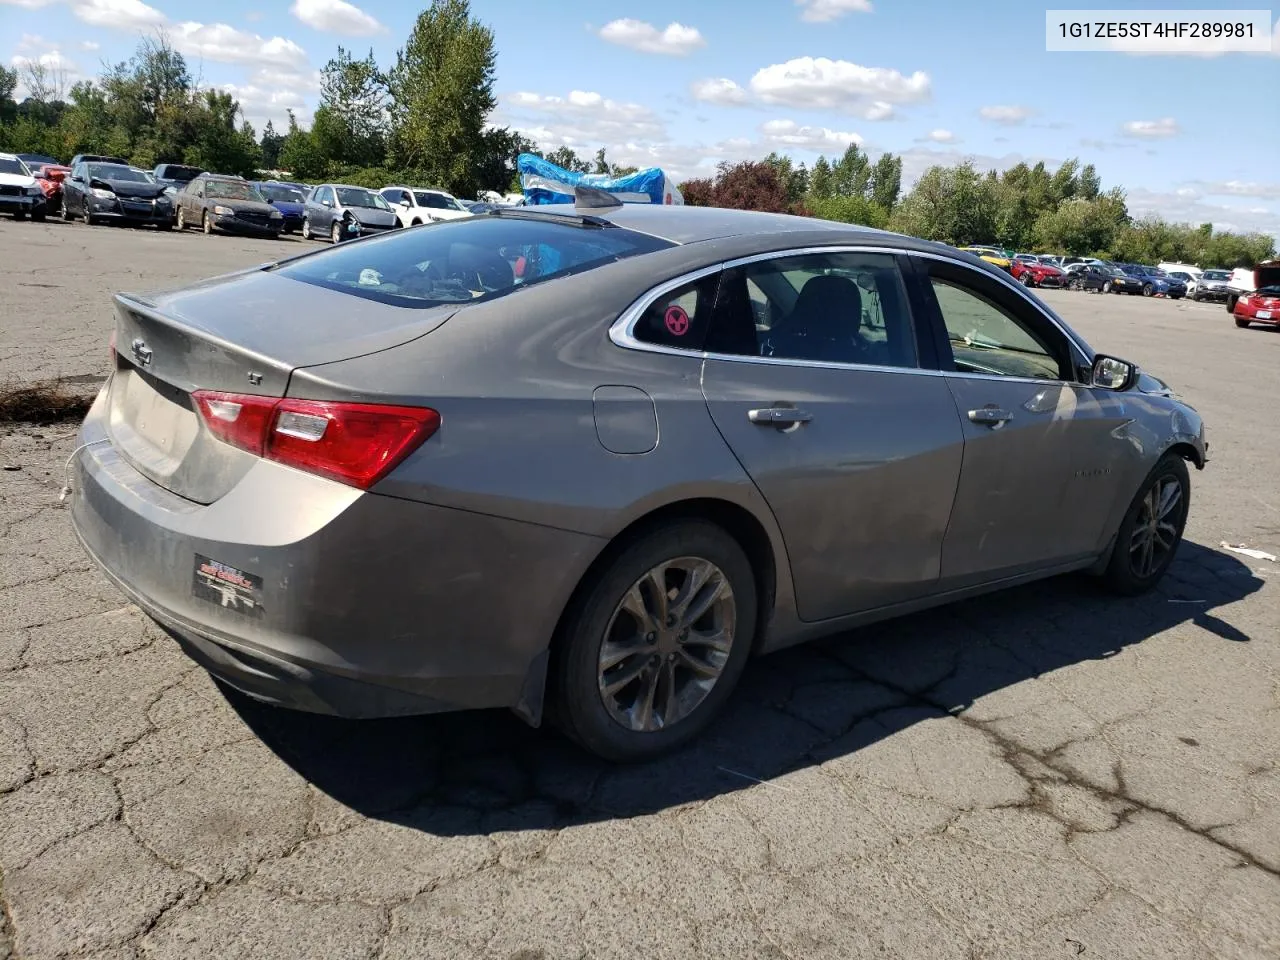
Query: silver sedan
71 194 1207 762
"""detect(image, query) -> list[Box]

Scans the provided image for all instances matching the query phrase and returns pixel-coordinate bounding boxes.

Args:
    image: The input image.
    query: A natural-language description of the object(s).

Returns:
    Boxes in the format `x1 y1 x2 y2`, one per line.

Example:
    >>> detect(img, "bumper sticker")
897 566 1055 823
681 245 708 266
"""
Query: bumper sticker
193 554 265 618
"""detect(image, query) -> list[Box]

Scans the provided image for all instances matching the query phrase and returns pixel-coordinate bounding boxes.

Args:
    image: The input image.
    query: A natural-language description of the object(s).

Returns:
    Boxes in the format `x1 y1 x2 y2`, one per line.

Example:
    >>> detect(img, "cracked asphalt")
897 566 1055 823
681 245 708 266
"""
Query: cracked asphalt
2 220 1279 960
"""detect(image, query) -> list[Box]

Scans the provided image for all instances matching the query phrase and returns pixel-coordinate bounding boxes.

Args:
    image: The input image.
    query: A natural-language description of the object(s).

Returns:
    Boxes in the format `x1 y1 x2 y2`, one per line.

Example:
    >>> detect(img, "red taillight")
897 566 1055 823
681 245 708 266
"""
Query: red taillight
192 391 440 489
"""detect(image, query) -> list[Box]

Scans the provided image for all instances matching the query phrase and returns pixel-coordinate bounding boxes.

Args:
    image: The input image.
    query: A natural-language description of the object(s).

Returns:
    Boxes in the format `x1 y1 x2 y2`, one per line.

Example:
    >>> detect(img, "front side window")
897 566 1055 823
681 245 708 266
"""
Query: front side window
707 251 918 369
415 191 457 210
273 216 675 307
929 277 1062 380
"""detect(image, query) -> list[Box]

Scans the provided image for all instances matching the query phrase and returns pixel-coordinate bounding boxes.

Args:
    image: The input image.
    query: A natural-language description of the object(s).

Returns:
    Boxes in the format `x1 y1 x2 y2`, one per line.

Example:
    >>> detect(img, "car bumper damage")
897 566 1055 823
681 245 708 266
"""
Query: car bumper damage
70 383 601 722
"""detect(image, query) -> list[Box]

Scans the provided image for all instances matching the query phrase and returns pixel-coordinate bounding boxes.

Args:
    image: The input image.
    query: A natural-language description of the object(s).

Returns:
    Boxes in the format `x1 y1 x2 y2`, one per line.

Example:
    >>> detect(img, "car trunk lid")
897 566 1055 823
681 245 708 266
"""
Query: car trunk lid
105 267 457 504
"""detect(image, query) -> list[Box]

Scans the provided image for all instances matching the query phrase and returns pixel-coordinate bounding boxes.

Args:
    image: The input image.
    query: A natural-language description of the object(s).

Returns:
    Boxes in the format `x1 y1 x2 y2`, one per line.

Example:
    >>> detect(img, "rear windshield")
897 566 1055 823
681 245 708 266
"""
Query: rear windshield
259 184 304 203
160 165 202 182
272 214 675 307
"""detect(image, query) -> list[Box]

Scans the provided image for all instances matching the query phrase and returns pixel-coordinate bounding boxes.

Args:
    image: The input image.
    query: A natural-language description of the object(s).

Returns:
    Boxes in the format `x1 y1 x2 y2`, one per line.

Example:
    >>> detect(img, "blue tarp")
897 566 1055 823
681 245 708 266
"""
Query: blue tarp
517 153 682 206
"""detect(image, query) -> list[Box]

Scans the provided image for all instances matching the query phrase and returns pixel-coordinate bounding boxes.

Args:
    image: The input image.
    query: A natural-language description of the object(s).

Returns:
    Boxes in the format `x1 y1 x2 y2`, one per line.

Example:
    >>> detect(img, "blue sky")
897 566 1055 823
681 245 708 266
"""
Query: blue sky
4 0 1277 235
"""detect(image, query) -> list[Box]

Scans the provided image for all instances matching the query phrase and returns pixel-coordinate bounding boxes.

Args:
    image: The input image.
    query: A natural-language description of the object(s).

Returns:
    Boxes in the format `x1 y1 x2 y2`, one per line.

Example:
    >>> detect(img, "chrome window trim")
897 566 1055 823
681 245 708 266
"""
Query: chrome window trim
607 243 1093 382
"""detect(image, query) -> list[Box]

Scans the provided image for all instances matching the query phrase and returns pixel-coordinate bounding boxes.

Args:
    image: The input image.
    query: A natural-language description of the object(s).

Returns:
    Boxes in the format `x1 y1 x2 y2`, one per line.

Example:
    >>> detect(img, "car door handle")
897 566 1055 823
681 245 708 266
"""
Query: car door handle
748 407 813 427
968 407 1013 426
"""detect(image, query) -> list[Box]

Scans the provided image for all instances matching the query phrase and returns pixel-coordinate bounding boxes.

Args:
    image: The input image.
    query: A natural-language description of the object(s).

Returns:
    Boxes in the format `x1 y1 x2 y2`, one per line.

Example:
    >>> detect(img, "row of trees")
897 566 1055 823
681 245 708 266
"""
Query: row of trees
0 0 1271 266
682 155 1274 267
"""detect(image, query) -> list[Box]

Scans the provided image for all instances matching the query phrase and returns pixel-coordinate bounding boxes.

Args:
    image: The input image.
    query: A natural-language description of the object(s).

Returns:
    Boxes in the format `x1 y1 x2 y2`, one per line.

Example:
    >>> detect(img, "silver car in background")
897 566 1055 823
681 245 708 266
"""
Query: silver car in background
71 194 1207 762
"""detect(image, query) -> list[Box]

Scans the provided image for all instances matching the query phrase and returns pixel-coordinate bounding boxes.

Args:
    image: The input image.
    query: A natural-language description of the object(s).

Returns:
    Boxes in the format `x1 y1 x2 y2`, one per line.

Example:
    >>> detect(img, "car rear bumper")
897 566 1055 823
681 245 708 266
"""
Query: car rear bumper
214 214 282 235
70 383 603 720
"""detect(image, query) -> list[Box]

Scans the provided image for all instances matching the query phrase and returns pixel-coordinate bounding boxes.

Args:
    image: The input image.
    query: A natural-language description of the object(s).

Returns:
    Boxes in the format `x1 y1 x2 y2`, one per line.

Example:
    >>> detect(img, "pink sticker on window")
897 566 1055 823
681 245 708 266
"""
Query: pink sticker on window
664 305 690 336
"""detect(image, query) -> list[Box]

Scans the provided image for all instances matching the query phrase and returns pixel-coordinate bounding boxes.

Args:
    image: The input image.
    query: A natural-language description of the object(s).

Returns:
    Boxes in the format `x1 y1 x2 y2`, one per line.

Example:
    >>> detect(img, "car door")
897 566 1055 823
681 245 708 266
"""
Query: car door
910 255 1137 586
695 249 966 622
66 162 85 214
184 180 203 222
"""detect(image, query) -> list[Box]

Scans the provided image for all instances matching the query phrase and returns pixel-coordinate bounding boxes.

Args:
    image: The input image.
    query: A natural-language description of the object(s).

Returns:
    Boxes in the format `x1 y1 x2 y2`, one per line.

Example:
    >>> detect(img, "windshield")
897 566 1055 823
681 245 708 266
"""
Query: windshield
337 187 389 209
415 191 463 210
160 166 201 183
206 180 263 201
273 215 675 307
0 157 30 176
89 164 150 183
258 184 304 203
1203 270 1230 280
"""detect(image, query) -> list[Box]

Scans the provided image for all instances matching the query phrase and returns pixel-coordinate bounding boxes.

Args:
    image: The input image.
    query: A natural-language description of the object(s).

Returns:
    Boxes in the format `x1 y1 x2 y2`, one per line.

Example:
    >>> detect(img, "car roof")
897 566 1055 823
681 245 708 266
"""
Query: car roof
519 203 911 247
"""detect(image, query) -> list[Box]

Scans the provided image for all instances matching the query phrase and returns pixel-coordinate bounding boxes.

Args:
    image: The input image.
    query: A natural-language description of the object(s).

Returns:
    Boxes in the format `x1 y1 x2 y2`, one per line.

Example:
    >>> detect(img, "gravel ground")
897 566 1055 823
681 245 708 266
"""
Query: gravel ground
1 220 1278 960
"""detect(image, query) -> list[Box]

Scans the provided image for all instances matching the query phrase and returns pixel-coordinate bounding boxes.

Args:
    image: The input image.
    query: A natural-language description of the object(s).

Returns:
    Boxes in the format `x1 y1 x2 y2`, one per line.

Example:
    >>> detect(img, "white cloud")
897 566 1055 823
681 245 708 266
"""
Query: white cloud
70 0 165 29
1181 180 1280 201
289 0 383 37
171 22 310 72
1126 187 1278 238
979 104 1033 125
597 19 705 56
920 128 957 143
246 10 263 22
1122 118 1179 139
501 90 666 142
760 118 861 151
78 39 100 50
749 57 929 118
690 77 748 106
796 0 873 22
0 0 59 8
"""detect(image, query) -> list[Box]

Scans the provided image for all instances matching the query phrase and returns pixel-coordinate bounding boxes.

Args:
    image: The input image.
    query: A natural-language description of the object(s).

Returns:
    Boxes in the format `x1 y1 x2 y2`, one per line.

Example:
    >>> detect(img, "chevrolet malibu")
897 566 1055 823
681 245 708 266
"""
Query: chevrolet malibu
71 196 1207 762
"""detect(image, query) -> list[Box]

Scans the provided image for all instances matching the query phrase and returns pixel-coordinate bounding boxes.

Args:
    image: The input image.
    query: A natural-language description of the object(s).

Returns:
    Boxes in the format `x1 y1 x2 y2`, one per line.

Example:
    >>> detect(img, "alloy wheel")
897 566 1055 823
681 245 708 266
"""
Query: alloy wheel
1129 476 1183 579
332 221 342 243
176 207 185 230
596 556 736 733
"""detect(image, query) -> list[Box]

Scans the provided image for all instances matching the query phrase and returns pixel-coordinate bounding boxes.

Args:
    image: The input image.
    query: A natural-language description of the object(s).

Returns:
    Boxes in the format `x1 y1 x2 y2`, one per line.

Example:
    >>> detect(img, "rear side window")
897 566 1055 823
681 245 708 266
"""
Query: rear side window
631 274 721 351
273 215 675 307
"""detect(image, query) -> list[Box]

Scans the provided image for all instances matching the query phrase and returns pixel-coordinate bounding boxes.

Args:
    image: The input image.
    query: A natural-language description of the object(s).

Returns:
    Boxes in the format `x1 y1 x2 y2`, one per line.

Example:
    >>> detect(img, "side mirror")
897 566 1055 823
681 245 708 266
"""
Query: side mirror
1091 354 1137 391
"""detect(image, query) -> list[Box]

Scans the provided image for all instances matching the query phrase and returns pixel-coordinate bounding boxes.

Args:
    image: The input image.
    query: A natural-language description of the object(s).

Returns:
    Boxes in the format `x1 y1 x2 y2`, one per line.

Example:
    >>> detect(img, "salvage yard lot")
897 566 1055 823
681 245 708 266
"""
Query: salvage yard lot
1 219 1279 960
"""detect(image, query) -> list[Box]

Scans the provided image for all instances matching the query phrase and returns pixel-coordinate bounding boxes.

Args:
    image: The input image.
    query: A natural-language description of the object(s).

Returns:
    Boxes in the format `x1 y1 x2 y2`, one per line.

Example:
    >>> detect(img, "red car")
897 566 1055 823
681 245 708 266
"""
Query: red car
1010 258 1065 289
1233 288 1280 328
34 164 71 214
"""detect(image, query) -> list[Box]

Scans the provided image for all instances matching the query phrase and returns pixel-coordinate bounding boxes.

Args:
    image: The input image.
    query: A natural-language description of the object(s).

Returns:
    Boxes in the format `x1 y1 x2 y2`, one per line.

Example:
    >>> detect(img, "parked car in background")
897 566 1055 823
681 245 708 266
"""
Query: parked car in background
1158 262 1202 281
379 185 473 227
32 163 70 213
1229 261 1280 323
1191 269 1231 302
16 152 60 169
1065 264 1114 293
302 183 398 243
175 174 283 237
1099 266 1145 296
0 153 47 220
1123 265 1186 299
1009 257 1065 288
152 163 204 202
60 160 170 228
1232 281 1280 329
251 180 307 233
961 246 1013 272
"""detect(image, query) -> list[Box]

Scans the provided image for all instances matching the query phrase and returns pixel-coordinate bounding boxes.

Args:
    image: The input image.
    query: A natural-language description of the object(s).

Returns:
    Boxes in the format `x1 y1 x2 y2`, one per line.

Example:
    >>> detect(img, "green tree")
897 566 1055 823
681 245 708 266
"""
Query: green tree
831 142 871 198
259 119 283 170
808 194 889 229
762 151 809 207
1078 163 1101 201
387 0 497 197
808 155 833 199
474 125 536 192
868 152 902 210
184 90 259 176
889 161 999 244
314 47 387 168
1032 191 1129 255
593 147 610 175
278 109 325 179
544 145 590 173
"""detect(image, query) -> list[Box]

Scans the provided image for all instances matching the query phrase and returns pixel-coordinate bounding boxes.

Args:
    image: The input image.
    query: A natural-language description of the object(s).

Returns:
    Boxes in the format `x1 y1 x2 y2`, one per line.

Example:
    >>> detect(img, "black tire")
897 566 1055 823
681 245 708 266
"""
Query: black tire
82 205 94 226
176 207 187 230
301 217 312 240
14 210 25 221
1100 454 1190 596
1225 295 1238 313
551 521 758 762
202 211 212 235
331 220 343 244
1102 281 1112 294
61 200 73 221
1142 283 1154 297
157 222 172 231
31 209 44 222
1235 317 1250 328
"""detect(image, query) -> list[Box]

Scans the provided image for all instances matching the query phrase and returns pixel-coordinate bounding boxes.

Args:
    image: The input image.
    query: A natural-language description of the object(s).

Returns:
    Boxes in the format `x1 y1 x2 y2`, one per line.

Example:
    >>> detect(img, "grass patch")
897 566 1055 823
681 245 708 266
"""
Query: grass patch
0 380 95 425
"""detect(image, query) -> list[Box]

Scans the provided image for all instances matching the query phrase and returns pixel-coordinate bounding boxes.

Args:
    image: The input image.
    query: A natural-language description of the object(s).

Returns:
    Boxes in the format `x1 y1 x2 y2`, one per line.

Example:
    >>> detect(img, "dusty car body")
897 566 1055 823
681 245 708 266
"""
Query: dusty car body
71 200 1207 761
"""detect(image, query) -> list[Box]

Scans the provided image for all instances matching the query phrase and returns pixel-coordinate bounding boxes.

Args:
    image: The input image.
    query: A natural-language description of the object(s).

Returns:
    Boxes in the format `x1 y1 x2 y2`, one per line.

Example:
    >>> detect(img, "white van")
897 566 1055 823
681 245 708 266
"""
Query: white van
1158 261 1203 279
